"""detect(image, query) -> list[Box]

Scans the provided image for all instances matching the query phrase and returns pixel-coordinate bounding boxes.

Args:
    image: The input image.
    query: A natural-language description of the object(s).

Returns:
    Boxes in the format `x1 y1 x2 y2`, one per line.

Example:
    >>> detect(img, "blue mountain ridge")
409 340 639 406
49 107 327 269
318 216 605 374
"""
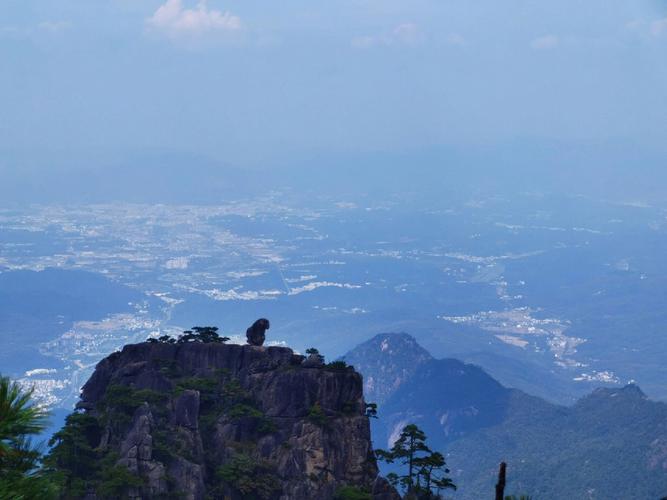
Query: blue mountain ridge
344 333 667 499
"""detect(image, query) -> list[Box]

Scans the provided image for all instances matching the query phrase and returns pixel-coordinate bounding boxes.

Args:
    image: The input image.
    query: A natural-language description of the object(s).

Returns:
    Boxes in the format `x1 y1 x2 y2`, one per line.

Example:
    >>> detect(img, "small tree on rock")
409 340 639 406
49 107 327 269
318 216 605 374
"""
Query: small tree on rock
365 402 378 419
305 348 325 364
149 326 229 344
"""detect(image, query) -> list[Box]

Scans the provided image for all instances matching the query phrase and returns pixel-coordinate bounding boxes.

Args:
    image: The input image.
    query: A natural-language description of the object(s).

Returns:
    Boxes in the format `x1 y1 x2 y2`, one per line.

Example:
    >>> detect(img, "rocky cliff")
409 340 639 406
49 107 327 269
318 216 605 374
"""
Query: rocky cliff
48 341 398 500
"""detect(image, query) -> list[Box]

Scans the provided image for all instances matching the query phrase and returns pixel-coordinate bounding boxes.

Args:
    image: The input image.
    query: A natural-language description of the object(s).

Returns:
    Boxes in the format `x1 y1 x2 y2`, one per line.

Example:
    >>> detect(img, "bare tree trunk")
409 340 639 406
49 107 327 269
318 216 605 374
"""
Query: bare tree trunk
495 462 507 500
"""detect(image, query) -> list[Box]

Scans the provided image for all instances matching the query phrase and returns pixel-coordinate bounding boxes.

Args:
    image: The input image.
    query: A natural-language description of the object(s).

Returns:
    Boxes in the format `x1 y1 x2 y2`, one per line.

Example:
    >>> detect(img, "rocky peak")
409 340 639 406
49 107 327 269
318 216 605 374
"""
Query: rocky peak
608 383 647 399
576 383 648 408
342 333 433 405
51 341 398 500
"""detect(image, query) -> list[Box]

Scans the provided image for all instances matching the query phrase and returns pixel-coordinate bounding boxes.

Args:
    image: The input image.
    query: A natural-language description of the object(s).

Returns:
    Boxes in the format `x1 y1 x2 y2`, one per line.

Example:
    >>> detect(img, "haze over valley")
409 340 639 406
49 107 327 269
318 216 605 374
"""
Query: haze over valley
3 0 667 497
3 188 667 426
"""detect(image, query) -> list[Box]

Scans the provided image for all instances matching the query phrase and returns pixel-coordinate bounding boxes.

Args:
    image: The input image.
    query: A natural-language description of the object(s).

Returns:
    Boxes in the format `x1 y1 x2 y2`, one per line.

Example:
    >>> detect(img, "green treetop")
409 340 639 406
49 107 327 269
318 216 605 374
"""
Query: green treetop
376 423 456 499
0 375 57 500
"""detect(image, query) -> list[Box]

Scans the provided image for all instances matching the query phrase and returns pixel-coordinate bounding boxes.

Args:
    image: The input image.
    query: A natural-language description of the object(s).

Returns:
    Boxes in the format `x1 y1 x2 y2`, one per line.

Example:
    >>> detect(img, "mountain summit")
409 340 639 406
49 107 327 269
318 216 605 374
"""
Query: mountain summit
47 340 399 500
341 333 433 405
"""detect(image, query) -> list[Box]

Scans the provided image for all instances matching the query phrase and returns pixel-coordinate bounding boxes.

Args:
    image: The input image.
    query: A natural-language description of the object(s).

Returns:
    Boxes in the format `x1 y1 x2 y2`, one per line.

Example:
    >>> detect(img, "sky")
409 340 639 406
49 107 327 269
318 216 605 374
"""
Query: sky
1 0 666 173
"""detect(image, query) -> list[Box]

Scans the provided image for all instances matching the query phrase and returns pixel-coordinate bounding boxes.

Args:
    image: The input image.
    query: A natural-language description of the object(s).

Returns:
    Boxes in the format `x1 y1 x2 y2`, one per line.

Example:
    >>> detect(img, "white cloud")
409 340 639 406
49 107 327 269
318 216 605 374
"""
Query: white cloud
288 281 361 295
445 33 466 47
392 23 424 46
147 0 241 40
37 21 71 33
624 17 667 39
650 18 667 37
530 34 559 50
352 22 424 49
351 35 376 49
1 21 70 39
625 19 644 31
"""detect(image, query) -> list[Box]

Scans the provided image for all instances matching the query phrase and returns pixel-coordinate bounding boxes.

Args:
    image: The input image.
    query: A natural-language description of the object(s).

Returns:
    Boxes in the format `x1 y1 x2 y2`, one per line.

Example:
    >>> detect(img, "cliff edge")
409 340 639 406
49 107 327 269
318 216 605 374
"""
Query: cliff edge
50 341 398 500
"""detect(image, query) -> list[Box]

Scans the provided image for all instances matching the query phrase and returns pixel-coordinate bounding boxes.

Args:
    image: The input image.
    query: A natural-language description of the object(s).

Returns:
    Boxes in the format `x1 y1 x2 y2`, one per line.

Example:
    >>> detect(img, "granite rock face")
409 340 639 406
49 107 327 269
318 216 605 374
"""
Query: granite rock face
74 342 398 500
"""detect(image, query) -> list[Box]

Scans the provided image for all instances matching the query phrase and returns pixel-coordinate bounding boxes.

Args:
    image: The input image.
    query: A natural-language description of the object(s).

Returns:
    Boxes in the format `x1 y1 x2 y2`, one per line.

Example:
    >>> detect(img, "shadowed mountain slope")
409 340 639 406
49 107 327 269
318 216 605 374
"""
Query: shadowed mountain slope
345 333 667 499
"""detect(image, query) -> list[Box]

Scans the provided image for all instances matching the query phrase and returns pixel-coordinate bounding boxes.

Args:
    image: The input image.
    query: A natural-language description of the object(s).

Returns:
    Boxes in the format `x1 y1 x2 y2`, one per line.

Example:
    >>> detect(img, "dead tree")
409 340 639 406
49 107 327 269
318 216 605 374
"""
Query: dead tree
495 462 507 500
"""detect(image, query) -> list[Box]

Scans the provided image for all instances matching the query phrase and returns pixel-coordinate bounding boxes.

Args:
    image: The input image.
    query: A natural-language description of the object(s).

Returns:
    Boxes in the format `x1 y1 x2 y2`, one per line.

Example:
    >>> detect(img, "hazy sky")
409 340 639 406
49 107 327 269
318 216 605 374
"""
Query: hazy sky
1 0 666 167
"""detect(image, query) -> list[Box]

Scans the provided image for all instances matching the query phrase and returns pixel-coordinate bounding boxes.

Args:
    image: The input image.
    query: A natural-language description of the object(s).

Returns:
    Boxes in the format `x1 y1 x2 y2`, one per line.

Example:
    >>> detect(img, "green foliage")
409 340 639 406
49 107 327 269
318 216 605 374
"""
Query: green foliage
45 413 145 498
228 404 276 434
325 360 350 372
365 402 378 419
216 453 281 499
219 378 261 419
101 384 167 415
175 374 276 435
46 387 154 498
149 335 176 344
148 326 230 345
178 326 230 344
0 375 57 500
175 377 219 398
333 485 372 500
375 424 455 498
307 402 328 427
415 451 456 496
0 472 58 500
228 403 263 419
440 387 667 499
257 418 278 435
220 378 246 403
98 385 168 434
0 437 58 500
216 378 248 413
152 429 176 465
96 461 144 498
174 376 223 429
155 358 182 378
305 347 325 364
0 375 49 455
45 412 102 496
505 496 532 500
48 372 279 498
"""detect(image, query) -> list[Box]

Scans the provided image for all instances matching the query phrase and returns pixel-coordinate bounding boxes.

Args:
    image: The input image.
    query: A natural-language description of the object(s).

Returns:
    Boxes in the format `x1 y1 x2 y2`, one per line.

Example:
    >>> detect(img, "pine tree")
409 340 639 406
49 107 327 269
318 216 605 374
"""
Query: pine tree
0 375 57 499
416 451 456 496
375 424 455 499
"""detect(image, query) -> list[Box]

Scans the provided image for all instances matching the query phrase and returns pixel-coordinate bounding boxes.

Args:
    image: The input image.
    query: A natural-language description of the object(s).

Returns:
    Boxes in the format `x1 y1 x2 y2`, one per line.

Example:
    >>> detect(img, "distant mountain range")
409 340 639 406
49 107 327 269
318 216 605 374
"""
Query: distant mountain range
344 333 667 499
0 151 253 205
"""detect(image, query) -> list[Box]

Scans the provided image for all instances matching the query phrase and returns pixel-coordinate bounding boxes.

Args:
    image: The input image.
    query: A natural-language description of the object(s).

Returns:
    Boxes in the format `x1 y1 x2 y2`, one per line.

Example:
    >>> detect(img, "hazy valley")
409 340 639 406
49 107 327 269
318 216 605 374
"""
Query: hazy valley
2 193 667 429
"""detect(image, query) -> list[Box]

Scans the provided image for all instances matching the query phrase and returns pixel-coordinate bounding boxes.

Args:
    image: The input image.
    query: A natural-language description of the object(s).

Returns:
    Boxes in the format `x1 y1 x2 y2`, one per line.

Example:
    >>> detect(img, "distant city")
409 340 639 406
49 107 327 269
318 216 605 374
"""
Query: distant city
2 193 666 415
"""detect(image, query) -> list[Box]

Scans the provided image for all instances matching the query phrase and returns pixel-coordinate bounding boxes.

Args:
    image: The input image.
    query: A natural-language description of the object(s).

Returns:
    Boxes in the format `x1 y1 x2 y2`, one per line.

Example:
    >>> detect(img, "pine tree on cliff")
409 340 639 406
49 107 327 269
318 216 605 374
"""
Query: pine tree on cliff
147 326 230 344
375 424 455 499
0 375 57 499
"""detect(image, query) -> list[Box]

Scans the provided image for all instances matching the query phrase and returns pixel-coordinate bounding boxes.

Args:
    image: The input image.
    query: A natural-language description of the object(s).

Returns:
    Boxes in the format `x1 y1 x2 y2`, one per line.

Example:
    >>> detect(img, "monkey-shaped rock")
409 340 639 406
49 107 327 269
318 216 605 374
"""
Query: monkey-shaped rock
246 318 270 346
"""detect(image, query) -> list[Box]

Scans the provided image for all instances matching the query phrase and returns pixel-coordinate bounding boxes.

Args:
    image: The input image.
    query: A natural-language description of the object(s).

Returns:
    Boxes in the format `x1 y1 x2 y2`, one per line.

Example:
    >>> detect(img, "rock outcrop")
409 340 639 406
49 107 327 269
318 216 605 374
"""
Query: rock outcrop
58 341 398 500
